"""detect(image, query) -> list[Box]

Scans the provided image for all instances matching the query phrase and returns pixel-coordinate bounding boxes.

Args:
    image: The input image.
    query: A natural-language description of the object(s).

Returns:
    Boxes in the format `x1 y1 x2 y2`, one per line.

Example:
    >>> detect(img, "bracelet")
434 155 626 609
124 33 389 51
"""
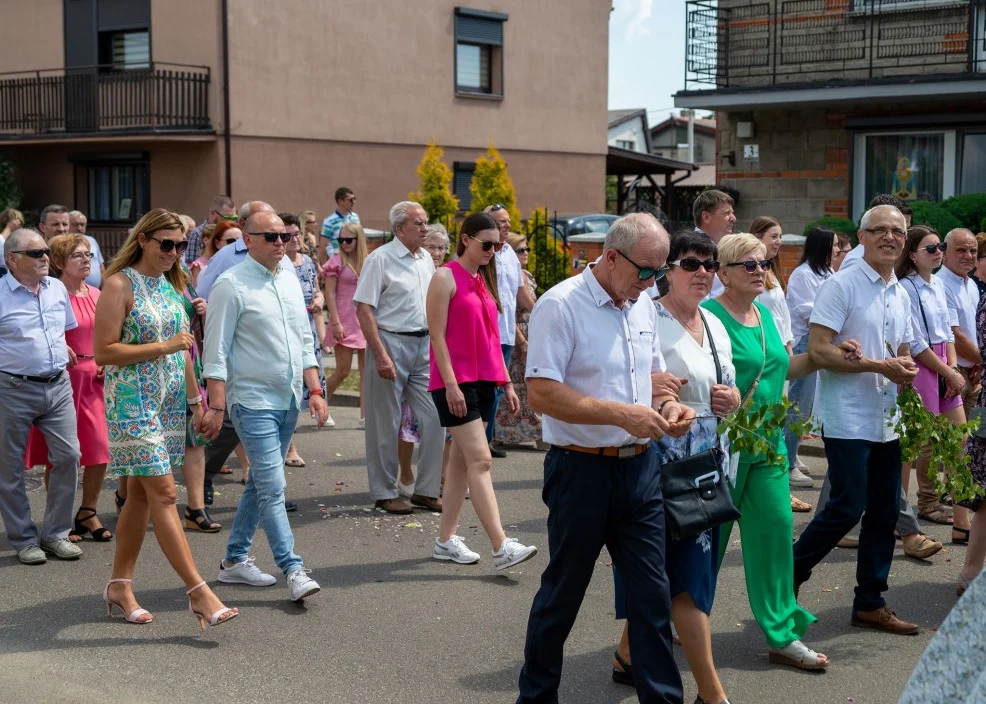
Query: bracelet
309 388 324 396
209 405 225 412
187 395 203 405
658 399 672 414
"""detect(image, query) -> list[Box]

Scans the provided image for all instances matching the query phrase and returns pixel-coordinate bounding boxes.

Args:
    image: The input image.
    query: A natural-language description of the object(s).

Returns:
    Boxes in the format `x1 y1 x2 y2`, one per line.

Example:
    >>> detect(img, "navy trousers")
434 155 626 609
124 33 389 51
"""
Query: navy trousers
517 446 683 704
793 437 902 612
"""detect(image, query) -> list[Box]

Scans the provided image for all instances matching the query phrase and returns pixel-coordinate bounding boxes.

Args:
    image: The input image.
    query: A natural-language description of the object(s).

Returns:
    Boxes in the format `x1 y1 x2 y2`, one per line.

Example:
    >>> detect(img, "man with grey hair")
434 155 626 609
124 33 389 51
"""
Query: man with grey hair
68 210 105 288
517 212 693 703
938 227 981 421
0 229 83 565
184 195 237 264
354 200 444 514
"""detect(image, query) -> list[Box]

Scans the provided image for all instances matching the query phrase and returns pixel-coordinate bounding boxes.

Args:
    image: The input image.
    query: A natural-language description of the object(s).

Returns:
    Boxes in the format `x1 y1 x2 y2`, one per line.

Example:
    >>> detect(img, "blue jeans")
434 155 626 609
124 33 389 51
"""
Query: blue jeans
783 336 816 468
226 404 303 576
486 344 514 443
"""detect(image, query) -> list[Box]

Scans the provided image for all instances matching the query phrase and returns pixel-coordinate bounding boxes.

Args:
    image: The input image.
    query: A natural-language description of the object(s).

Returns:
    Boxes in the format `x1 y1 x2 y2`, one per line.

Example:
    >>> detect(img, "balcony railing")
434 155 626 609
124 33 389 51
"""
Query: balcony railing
0 62 211 137
685 0 986 90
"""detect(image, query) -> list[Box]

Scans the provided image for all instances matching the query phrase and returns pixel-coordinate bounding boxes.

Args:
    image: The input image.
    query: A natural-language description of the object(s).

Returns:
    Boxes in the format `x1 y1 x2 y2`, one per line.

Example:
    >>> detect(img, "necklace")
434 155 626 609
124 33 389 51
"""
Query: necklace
663 297 703 334
718 292 757 325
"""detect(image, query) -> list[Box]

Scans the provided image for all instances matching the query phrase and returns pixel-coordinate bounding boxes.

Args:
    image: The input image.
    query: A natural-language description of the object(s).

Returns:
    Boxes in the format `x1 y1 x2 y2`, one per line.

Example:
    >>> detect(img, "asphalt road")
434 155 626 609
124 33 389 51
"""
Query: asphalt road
0 406 962 704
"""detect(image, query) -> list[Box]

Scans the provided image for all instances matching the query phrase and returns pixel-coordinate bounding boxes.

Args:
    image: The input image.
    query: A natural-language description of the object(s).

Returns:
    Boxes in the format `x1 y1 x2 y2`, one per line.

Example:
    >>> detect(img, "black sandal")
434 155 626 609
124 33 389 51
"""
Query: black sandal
611 650 634 687
952 527 970 545
114 490 126 514
71 507 113 542
184 507 222 533
204 479 214 506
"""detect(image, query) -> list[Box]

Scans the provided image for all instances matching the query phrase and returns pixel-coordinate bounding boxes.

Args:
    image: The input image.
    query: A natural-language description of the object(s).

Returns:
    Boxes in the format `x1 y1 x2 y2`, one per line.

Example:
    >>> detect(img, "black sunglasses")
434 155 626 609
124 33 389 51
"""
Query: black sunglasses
725 259 772 273
615 249 668 282
338 237 356 245
515 246 531 254
11 248 50 259
248 231 293 243
670 257 720 273
466 234 504 252
221 237 239 244
146 236 189 254
921 243 947 254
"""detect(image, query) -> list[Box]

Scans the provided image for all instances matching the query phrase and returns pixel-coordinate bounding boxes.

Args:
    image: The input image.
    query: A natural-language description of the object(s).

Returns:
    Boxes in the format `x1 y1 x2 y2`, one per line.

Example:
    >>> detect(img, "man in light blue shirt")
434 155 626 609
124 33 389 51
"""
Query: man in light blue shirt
0 229 83 565
201 211 329 602
68 211 104 288
196 200 280 299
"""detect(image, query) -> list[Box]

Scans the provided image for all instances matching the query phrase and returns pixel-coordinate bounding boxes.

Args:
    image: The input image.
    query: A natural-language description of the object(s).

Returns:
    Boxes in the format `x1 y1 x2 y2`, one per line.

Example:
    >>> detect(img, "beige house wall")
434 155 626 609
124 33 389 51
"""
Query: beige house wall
0 1 64 72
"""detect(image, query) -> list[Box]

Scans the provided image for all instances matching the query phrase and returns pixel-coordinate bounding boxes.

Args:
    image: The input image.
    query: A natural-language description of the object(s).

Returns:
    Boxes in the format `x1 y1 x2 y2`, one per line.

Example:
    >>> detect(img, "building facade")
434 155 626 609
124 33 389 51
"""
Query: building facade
0 0 609 254
675 0 986 233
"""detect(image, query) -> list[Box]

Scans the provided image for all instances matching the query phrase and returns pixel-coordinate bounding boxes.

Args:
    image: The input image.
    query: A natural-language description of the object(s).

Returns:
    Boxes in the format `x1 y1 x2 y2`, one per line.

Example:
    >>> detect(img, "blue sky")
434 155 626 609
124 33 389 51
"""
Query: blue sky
608 0 689 123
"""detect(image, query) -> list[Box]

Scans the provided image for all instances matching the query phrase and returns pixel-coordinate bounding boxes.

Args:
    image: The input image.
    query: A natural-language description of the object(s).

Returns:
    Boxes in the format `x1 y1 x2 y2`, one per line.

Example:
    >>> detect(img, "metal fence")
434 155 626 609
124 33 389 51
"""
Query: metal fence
521 210 569 296
685 0 986 89
0 62 211 135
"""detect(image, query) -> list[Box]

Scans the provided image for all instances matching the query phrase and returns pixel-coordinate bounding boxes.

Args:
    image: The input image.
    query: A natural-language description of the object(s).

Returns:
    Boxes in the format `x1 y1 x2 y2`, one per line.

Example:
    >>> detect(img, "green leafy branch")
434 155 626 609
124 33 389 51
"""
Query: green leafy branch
716 396 817 468
890 385 984 503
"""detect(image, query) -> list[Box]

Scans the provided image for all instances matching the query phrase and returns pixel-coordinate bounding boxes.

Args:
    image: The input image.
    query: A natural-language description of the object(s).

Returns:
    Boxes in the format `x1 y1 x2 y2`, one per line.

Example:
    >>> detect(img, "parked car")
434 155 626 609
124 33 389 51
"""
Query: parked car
549 213 619 239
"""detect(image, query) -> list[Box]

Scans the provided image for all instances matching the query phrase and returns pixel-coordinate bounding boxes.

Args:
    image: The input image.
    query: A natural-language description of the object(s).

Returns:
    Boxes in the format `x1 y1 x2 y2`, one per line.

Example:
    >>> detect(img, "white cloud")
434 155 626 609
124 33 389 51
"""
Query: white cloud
619 0 653 41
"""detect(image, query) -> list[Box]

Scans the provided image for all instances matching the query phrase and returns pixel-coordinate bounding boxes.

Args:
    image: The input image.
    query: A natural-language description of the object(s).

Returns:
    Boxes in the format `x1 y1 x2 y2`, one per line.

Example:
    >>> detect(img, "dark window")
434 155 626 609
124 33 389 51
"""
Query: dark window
98 30 150 70
454 8 507 97
453 162 475 212
86 160 149 223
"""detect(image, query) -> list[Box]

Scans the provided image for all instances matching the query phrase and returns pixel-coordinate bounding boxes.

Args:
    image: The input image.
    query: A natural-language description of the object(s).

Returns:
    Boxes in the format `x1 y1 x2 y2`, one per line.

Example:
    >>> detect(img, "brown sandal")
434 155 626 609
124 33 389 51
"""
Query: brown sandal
790 496 813 513
918 507 953 525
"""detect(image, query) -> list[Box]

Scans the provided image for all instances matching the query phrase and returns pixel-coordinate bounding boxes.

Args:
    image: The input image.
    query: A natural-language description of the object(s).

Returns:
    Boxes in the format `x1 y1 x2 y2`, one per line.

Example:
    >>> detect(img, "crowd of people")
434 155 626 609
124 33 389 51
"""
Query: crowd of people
2 186 986 702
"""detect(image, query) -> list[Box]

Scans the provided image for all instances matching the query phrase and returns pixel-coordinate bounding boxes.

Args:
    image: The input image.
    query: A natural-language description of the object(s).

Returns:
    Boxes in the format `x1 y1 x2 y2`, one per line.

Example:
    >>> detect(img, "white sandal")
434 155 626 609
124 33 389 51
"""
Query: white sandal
187 581 238 630
768 639 829 671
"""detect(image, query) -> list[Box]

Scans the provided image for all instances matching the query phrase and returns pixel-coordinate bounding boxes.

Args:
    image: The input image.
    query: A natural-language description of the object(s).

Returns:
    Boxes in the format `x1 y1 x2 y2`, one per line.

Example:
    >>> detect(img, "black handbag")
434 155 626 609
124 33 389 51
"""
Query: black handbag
661 311 742 543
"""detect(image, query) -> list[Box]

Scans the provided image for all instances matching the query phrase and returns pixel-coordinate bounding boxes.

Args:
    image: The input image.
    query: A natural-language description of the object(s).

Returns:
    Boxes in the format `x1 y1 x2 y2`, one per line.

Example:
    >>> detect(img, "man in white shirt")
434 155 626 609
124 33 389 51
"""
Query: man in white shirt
692 190 735 296
483 205 535 457
355 201 443 515
840 195 911 272
938 227 981 418
517 213 692 704
794 205 921 635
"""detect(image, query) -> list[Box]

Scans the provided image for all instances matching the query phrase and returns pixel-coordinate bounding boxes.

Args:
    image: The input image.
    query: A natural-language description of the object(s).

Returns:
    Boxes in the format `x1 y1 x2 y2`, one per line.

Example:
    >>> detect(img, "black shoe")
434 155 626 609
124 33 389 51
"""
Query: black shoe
204 479 214 506
284 500 298 512
489 444 507 459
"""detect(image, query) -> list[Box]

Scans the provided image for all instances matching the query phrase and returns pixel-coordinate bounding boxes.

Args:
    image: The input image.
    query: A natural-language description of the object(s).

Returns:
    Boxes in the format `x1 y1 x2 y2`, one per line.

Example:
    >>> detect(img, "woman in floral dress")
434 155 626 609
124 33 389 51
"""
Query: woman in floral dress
493 234 542 447
957 291 986 596
95 208 236 628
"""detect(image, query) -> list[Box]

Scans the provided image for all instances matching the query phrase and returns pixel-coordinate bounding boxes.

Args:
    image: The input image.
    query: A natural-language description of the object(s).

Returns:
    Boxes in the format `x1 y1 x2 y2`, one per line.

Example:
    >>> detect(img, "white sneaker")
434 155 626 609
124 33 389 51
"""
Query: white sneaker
326 414 336 428
789 466 814 487
287 567 320 601
795 456 811 473
219 556 276 586
492 537 538 571
433 535 481 564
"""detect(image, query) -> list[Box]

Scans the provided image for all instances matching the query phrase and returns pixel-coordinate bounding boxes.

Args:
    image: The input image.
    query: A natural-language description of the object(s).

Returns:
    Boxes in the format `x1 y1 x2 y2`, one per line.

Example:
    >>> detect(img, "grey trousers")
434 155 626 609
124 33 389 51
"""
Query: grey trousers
364 331 443 501
816 466 921 537
0 373 80 550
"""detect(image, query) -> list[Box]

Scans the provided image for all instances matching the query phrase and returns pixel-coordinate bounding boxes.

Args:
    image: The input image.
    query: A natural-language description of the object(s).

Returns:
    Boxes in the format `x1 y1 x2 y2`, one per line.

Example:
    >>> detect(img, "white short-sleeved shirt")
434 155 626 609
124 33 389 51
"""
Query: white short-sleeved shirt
526 266 666 448
496 242 522 345
786 263 832 347
810 259 915 442
839 244 864 271
655 303 735 414
757 283 794 346
936 266 981 368
352 237 434 333
899 274 955 356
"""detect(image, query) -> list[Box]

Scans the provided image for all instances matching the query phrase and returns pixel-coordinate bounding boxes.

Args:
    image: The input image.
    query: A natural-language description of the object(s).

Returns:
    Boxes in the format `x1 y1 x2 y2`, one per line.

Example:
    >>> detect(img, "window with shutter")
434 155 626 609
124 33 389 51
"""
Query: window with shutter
453 162 476 212
454 8 507 98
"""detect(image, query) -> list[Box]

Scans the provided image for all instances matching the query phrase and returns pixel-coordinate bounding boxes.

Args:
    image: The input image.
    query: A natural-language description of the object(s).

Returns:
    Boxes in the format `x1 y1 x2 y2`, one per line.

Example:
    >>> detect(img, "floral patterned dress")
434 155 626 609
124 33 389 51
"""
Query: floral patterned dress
105 268 188 477
494 269 542 445
293 254 325 409
960 292 986 511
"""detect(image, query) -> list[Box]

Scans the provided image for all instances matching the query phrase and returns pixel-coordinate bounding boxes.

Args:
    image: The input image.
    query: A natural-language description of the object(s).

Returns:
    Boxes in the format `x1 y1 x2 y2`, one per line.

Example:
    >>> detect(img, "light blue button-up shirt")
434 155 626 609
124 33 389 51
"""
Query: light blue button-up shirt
0 273 77 376
203 255 317 410
83 235 104 288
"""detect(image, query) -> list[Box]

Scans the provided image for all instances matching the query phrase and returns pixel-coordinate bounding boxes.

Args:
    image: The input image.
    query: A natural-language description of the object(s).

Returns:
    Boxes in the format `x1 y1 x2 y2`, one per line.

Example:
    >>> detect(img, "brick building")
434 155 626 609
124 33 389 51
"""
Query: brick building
674 0 986 234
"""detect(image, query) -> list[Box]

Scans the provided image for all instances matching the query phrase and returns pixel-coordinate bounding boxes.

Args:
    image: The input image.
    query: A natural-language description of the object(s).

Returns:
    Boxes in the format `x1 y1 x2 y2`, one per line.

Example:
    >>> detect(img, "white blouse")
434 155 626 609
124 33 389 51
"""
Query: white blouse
785 263 833 347
900 274 956 355
757 283 794 346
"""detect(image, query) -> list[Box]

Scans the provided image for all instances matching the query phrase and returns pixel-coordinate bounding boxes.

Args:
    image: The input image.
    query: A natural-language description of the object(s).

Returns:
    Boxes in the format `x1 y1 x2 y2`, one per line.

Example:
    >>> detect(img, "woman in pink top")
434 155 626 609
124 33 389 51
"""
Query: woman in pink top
426 213 538 570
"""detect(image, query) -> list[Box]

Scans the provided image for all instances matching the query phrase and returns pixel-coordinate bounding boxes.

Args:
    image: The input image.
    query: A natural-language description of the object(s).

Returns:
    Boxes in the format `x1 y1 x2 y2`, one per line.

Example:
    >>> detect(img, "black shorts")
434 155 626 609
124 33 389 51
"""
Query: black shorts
431 381 498 428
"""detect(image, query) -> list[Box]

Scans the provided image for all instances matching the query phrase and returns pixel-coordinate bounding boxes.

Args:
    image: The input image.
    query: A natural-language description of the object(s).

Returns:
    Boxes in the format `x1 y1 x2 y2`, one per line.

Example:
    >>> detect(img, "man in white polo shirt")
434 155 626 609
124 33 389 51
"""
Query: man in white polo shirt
516 213 692 704
840 195 912 272
938 227 981 418
794 204 921 635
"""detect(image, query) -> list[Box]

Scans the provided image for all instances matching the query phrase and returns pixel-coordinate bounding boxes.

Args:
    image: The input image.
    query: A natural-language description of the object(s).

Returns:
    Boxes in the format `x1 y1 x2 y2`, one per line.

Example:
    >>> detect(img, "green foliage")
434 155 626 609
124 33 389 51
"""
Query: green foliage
717 397 817 468
408 141 459 228
0 155 21 210
909 200 964 235
803 216 858 239
468 142 522 225
524 206 569 295
890 386 983 503
940 193 986 232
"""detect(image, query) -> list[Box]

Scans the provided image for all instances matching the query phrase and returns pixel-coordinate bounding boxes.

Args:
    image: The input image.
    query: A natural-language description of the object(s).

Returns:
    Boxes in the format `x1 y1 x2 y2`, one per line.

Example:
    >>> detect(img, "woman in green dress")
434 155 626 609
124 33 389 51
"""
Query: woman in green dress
702 233 833 671
94 208 237 628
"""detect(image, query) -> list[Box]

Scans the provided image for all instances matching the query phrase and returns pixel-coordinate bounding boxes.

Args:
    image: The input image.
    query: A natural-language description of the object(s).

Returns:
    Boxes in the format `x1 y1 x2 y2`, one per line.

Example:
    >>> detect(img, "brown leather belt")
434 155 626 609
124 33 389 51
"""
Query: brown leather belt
555 443 648 458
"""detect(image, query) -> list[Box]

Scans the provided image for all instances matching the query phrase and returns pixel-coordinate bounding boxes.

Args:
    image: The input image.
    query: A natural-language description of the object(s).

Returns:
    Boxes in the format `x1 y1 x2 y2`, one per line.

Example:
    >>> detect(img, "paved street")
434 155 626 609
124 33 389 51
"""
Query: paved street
0 406 961 704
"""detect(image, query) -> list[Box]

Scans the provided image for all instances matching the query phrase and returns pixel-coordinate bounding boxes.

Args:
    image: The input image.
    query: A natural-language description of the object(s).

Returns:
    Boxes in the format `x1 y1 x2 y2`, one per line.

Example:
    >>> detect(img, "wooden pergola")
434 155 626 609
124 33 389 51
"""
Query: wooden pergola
607 146 698 219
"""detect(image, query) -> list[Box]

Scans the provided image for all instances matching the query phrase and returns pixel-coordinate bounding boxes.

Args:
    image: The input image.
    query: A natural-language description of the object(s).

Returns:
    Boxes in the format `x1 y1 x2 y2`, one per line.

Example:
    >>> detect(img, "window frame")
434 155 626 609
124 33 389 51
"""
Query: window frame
850 0 968 14
97 27 151 72
71 153 150 226
453 161 476 213
454 7 507 100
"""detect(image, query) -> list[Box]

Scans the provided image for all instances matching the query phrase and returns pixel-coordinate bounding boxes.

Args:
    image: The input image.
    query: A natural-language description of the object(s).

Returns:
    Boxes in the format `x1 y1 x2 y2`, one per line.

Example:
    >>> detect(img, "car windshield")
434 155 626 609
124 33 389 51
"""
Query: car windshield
583 218 615 233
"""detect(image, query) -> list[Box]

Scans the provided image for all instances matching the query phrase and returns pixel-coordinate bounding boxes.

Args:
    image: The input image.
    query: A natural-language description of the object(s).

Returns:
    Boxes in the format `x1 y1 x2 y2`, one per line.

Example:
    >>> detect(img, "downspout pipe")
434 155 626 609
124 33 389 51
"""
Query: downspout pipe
221 0 232 197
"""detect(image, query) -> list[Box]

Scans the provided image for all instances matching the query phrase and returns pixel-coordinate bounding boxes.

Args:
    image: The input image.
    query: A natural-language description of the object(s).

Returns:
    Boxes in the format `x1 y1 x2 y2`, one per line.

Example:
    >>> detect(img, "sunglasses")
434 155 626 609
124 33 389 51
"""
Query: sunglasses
489 204 506 212
11 248 50 259
220 214 239 222
725 259 772 273
146 236 189 254
515 246 531 254
248 231 293 243
466 234 504 252
221 237 239 245
615 249 668 282
338 237 356 245
670 257 720 273
920 243 947 254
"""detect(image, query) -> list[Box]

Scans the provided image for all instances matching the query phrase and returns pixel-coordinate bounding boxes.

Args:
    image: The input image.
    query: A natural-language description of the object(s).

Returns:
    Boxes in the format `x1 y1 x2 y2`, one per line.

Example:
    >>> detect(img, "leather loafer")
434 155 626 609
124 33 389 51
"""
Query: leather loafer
375 498 413 515
902 534 942 559
410 494 443 512
837 536 859 549
851 606 919 635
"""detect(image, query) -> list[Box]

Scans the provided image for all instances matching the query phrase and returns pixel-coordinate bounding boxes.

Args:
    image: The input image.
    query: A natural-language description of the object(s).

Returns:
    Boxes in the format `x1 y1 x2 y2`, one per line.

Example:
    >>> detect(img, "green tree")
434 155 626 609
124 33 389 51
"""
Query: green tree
408 141 458 231
469 142 521 224
0 155 21 210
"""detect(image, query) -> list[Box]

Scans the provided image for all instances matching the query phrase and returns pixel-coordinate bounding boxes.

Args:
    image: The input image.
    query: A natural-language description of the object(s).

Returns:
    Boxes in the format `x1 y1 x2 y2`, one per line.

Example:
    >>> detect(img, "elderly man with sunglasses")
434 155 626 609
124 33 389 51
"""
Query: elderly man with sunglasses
0 229 83 565
201 210 329 601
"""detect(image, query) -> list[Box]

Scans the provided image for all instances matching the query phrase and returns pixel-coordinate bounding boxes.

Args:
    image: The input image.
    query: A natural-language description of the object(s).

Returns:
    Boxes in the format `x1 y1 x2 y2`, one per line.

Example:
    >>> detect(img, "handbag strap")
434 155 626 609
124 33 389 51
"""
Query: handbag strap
903 277 933 347
699 310 722 386
740 305 767 406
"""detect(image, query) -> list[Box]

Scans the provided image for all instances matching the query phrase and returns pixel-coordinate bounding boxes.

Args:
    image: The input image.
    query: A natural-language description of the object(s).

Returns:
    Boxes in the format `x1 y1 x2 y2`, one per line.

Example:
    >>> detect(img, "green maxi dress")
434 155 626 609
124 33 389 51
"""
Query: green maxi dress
702 299 817 649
